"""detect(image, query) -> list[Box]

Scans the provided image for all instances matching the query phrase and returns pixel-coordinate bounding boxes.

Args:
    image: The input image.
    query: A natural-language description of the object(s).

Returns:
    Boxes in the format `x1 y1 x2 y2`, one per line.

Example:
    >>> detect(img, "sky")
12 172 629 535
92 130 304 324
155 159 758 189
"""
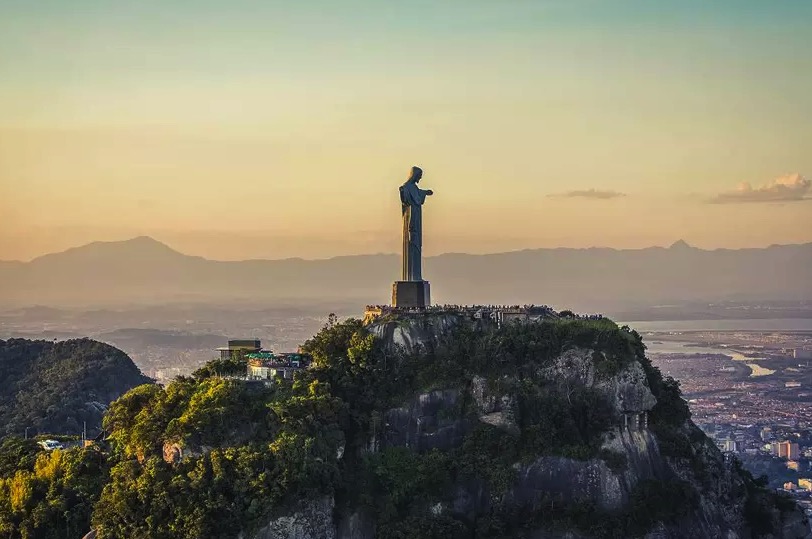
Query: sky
1 0 811 261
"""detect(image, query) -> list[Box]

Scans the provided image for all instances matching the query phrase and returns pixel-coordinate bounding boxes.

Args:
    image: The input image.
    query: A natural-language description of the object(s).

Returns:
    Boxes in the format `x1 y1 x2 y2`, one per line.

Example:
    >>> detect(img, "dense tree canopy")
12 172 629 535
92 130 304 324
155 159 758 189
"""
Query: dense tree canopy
0 441 108 539
0 339 151 438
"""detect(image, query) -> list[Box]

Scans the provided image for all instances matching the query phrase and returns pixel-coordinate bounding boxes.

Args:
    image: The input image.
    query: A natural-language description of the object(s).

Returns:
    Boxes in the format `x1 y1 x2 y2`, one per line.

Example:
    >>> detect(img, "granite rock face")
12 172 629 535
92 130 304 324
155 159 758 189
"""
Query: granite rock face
471 375 518 433
383 388 470 452
161 441 213 464
366 313 464 352
243 497 336 539
540 347 657 416
335 509 376 539
506 429 663 512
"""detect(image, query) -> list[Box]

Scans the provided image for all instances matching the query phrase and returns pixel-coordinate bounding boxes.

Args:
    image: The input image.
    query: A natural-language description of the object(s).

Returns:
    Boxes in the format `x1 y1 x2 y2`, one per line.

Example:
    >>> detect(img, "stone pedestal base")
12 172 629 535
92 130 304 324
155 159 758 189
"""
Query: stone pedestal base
392 281 431 308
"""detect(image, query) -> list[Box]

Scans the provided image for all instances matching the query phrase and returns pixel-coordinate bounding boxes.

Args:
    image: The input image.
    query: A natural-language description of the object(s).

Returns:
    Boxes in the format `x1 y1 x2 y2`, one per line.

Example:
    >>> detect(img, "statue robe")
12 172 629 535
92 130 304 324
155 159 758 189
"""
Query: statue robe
399 179 430 281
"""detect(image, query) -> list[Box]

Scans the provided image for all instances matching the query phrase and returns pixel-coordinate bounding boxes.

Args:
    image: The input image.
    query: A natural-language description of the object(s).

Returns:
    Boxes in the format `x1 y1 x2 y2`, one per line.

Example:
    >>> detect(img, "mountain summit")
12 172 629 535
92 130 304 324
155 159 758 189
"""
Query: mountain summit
668 239 694 250
31 236 188 264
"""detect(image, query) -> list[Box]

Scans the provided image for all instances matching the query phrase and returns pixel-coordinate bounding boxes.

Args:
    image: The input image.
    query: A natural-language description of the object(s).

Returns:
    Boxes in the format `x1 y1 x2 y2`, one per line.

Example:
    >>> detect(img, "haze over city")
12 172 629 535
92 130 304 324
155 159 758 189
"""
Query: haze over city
2 0 811 261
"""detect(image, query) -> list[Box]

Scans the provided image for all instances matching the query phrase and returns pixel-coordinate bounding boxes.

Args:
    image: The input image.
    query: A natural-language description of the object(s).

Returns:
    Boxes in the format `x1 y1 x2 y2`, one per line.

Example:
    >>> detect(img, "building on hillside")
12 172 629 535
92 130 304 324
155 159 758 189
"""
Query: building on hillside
799 478 812 491
771 440 800 460
784 482 798 491
722 439 739 453
246 351 312 380
217 339 262 361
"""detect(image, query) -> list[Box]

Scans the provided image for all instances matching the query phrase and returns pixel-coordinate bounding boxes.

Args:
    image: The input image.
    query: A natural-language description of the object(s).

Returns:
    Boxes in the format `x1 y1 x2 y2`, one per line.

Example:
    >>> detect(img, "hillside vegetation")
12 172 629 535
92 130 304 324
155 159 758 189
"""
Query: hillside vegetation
0 318 804 539
0 339 151 438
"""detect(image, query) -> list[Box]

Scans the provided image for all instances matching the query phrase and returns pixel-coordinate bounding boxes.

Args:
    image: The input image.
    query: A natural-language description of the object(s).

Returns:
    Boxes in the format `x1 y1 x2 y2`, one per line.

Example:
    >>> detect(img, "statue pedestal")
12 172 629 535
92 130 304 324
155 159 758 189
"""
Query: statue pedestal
392 281 431 308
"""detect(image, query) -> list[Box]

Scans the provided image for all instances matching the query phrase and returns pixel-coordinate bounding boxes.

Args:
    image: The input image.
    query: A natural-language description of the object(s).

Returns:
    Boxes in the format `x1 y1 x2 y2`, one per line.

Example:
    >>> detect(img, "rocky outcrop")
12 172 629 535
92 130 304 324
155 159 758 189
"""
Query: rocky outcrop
162 442 183 464
244 497 335 539
542 347 657 415
161 441 212 464
366 313 463 352
506 429 664 512
383 388 470 451
335 509 376 539
471 375 518 433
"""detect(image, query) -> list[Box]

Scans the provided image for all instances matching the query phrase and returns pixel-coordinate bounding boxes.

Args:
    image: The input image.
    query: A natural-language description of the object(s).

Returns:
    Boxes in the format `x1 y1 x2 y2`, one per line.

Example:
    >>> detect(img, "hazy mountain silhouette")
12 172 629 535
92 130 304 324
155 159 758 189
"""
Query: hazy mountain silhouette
0 236 810 311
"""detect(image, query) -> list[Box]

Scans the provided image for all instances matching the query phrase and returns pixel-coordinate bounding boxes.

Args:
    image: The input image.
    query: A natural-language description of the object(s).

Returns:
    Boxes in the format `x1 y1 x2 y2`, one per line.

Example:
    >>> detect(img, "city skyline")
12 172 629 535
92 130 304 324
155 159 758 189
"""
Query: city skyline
2 0 811 261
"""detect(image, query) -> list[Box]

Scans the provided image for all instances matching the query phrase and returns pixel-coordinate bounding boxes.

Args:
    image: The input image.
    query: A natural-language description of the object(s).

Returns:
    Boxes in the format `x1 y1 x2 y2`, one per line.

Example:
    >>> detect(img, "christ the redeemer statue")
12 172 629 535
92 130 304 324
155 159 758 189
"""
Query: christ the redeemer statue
392 166 433 307
399 166 433 281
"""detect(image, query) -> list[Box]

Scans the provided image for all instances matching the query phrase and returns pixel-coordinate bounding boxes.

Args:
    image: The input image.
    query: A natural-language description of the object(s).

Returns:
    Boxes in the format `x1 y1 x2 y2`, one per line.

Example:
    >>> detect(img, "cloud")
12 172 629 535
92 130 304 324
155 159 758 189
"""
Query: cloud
548 189 626 200
709 173 810 204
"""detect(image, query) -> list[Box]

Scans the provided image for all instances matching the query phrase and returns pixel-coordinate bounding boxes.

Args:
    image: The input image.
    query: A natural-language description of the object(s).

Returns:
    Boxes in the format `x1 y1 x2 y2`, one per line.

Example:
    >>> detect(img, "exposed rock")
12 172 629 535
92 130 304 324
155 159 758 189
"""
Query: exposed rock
450 478 491 521
246 496 335 539
471 375 518 433
366 313 463 352
542 347 596 387
600 357 658 413
505 429 661 511
377 340 808 537
383 388 470 451
161 441 212 464
335 509 375 539
162 442 182 464
542 347 657 415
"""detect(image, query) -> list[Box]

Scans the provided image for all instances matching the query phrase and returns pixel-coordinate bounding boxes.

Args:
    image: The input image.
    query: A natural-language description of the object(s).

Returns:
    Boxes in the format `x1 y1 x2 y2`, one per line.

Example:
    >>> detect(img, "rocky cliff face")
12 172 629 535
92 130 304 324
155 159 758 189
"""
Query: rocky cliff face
366 312 464 352
243 497 336 539
251 316 810 539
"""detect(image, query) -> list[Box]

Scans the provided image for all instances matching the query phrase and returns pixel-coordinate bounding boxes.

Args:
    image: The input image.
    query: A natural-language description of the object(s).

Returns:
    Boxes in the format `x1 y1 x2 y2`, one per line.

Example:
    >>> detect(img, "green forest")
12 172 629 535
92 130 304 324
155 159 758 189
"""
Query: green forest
0 318 793 538
0 338 151 438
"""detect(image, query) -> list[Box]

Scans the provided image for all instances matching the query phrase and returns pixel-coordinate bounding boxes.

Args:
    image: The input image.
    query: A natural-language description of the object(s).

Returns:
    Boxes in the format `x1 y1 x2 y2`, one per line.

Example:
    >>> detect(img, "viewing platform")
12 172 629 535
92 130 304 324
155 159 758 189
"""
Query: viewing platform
363 304 558 326
246 351 312 380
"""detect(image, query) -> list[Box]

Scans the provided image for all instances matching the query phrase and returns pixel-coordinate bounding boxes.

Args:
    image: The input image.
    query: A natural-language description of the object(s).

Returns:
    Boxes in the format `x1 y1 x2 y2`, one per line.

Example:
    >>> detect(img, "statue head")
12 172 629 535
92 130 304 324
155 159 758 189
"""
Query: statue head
409 166 423 183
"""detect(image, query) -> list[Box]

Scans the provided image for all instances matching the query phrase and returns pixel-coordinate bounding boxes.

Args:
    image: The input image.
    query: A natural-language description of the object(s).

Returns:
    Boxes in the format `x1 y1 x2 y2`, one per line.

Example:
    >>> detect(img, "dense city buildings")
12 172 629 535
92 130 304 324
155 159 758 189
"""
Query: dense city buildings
645 324 812 519
773 441 802 460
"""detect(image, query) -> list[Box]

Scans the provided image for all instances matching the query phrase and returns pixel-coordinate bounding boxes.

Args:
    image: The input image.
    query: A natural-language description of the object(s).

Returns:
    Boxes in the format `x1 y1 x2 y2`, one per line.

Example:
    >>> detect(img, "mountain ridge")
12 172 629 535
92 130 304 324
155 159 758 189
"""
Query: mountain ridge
1 236 810 309
5 235 812 264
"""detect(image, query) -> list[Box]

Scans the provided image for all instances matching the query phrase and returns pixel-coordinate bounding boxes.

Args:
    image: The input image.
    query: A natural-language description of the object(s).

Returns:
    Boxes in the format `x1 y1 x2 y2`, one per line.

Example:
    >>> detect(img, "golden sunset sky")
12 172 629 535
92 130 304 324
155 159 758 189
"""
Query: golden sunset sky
1 0 811 261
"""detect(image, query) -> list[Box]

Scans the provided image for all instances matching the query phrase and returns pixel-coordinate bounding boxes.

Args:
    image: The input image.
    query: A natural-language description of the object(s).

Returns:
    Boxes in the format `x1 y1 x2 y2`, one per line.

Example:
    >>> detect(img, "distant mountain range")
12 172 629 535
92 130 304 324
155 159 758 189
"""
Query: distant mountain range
0 236 810 312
